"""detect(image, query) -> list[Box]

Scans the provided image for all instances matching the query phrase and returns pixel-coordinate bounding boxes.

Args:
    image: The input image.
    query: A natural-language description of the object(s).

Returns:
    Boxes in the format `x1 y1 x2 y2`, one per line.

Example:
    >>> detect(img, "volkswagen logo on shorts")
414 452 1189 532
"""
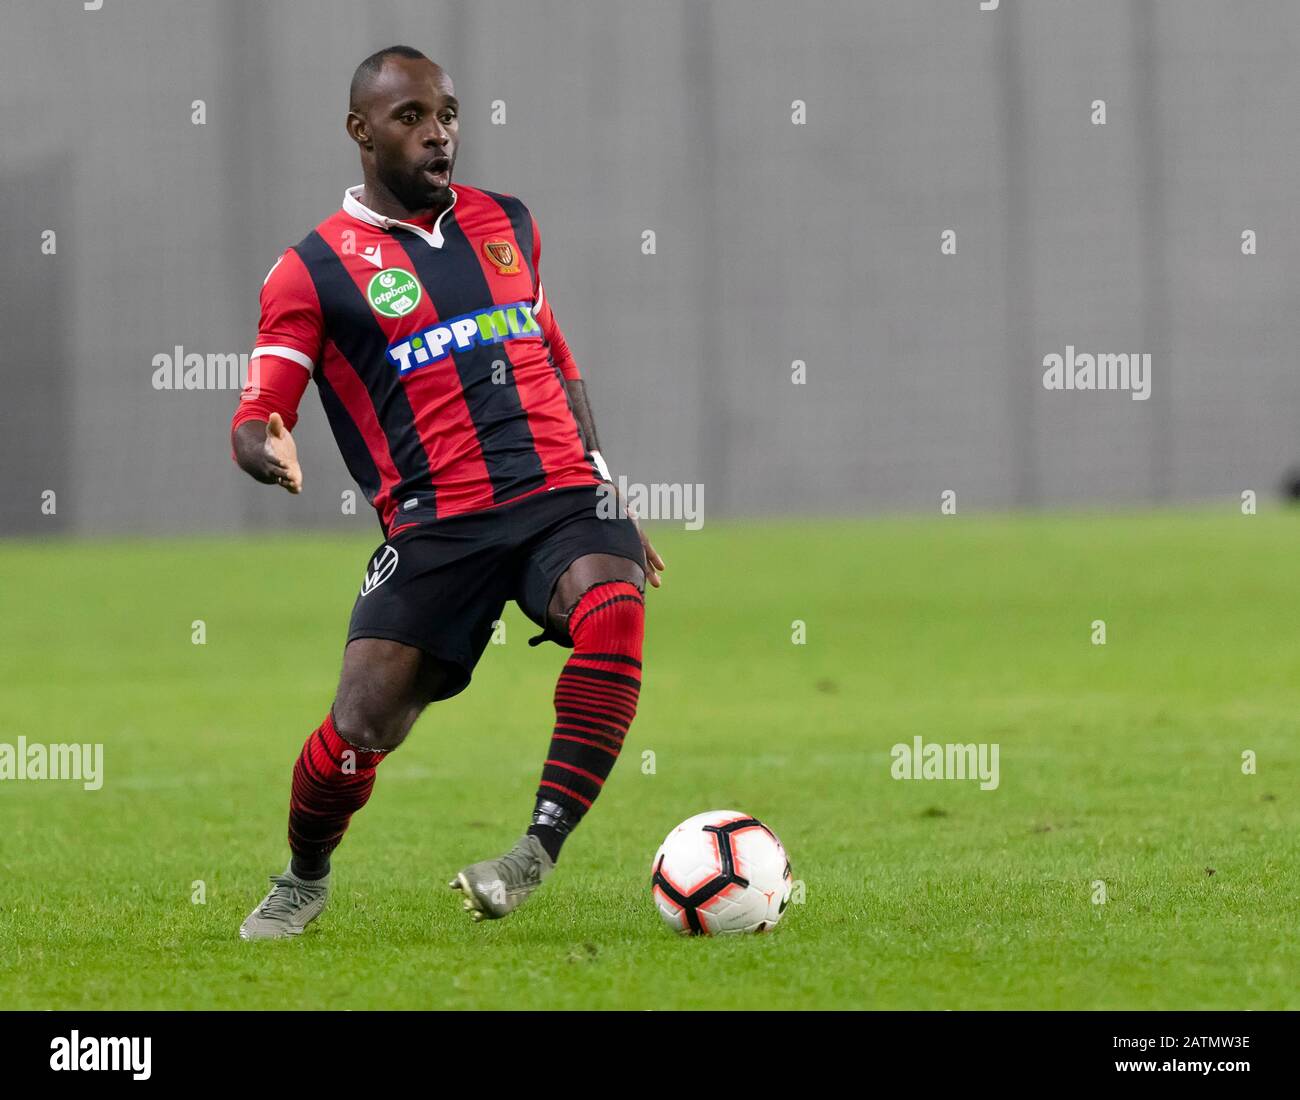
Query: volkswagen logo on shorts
361 545 399 596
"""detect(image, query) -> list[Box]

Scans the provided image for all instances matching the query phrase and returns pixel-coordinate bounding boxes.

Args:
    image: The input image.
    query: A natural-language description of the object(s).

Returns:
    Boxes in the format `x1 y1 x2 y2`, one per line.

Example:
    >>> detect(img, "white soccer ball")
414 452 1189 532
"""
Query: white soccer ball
651 810 793 935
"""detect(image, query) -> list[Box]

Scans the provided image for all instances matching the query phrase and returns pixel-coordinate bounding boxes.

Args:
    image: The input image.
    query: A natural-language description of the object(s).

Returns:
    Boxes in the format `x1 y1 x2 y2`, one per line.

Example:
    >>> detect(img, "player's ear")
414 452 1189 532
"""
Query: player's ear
346 111 373 151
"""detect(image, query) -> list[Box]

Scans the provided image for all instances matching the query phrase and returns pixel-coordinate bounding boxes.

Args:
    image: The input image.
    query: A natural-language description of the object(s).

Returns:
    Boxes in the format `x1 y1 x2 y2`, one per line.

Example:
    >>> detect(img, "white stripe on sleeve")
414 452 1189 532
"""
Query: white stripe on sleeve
250 345 314 373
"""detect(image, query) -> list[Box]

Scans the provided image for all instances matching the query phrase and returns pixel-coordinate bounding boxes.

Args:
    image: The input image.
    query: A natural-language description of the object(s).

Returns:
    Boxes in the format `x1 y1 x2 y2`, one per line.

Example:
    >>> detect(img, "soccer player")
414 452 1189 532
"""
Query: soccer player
233 46 663 939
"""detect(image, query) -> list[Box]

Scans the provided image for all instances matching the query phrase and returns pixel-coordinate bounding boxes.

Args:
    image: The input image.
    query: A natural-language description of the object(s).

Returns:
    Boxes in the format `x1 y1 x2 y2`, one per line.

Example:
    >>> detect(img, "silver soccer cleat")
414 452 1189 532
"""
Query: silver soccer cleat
449 834 554 922
239 867 330 941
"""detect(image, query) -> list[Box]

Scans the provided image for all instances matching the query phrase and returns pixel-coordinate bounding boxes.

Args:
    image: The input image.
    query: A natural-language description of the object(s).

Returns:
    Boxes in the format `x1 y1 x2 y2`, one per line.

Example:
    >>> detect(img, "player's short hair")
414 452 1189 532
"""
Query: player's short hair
350 45 431 110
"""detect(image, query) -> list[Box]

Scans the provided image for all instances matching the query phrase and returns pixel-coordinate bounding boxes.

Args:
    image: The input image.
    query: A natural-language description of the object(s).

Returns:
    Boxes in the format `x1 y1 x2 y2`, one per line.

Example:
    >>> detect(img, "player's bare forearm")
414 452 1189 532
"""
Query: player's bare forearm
564 378 666 587
564 379 601 454
233 420 274 482
232 415 303 493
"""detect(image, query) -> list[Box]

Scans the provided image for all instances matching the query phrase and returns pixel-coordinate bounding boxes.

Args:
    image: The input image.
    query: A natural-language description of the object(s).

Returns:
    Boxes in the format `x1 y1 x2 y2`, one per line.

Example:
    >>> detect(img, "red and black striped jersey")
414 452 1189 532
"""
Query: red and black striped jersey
232 183 601 533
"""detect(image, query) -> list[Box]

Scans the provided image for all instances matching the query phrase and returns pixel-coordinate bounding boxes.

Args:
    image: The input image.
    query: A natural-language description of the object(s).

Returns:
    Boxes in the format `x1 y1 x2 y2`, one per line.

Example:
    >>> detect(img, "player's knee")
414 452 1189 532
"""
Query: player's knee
551 554 645 622
330 700 413 753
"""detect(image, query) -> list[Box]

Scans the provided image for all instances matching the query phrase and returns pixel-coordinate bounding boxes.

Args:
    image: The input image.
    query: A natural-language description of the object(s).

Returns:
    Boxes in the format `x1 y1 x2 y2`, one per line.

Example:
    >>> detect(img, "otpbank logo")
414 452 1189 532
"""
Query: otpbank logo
386 300 541 374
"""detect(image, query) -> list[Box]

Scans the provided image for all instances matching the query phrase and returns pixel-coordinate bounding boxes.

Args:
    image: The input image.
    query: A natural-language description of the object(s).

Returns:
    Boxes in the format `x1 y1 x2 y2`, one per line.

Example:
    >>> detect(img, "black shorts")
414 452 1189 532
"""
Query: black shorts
346 485 645 700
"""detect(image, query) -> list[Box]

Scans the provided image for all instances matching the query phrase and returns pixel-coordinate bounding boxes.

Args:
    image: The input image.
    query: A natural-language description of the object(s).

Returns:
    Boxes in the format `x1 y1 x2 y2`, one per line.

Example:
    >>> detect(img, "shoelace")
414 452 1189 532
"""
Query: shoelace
496 844 541 890
256 875 314 918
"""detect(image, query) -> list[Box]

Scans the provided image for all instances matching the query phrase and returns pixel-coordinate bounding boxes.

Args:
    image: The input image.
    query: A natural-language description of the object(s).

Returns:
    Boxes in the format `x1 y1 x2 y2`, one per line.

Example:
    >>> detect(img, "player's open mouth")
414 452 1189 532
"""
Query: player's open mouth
423 160 451 184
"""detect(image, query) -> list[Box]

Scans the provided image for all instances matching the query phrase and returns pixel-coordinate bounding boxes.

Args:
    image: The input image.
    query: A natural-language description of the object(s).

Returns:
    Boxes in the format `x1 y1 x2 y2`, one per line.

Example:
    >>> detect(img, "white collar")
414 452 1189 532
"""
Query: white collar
342 184 458 249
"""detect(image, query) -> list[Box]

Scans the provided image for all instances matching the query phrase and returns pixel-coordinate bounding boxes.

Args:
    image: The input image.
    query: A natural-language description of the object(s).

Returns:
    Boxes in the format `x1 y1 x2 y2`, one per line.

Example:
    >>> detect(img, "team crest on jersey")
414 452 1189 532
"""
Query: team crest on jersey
366 268 423 318
483 239 521 275
360 545 399 596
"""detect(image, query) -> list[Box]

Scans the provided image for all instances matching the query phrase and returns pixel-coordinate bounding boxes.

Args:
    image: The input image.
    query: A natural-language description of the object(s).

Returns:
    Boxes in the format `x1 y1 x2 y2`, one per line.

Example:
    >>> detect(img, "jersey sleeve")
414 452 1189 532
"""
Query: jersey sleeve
231 248 322 441
529 214 582 382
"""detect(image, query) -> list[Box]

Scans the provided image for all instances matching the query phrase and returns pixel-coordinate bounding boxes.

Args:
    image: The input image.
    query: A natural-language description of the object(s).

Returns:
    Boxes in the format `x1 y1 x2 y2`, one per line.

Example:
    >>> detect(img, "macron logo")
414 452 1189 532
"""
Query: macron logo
361 244 384 270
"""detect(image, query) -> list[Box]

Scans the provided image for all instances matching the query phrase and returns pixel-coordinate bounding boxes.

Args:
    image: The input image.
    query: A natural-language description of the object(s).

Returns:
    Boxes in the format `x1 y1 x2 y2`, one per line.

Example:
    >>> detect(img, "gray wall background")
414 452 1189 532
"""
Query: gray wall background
2 0 1298 535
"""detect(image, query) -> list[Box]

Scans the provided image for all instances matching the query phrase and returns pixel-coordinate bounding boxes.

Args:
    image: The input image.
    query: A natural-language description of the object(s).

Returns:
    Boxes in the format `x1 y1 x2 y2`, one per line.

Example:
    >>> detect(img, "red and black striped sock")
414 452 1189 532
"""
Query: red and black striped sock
528 581 645 862
287 712 387 880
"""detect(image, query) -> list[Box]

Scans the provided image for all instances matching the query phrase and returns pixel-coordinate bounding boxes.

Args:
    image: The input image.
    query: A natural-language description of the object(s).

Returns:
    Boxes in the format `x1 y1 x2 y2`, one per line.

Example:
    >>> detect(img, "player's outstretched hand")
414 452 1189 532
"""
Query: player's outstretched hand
627 506 666 588
264 413 303 494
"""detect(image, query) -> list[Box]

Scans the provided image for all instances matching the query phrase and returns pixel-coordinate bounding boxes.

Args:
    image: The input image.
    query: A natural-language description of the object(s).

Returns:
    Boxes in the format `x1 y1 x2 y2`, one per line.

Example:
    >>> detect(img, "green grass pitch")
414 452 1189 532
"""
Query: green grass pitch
1 508 1297 1009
